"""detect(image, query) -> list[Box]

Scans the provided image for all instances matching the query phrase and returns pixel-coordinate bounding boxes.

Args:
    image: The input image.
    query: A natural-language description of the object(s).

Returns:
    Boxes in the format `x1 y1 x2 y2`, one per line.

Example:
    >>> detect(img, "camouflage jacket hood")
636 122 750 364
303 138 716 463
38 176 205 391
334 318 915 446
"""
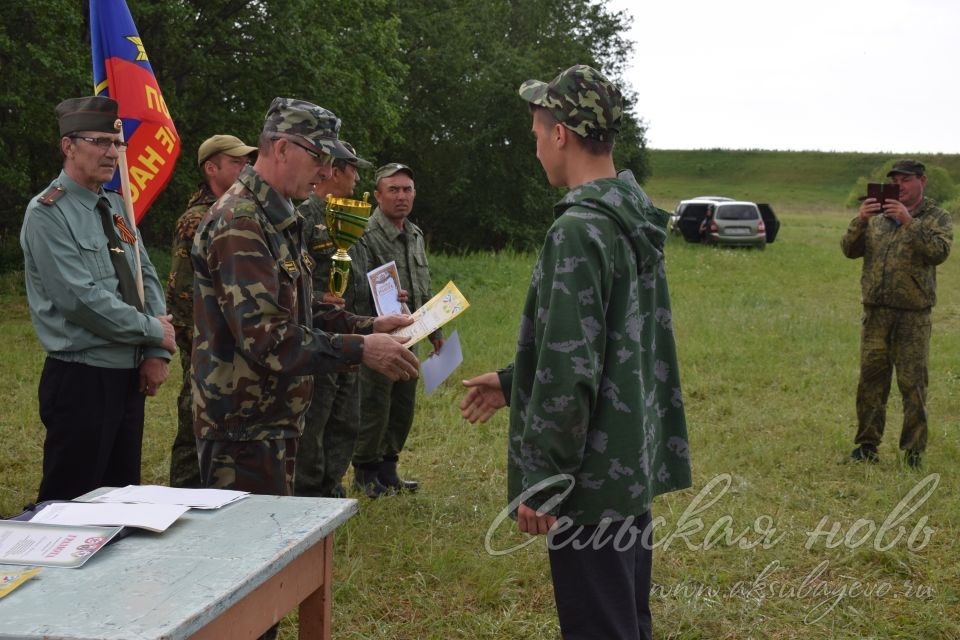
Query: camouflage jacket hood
506 169 692 525
553 169 669 271
841 197 952 310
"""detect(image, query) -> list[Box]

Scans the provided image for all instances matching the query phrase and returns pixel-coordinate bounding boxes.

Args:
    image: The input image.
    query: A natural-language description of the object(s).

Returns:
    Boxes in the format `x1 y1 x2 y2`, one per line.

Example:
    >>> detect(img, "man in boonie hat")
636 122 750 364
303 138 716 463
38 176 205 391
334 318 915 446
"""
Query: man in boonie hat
460 65 692 639
20 96 176 503
842 158 953 469
294 140 378 499
165 133 257 489
190 97 419 518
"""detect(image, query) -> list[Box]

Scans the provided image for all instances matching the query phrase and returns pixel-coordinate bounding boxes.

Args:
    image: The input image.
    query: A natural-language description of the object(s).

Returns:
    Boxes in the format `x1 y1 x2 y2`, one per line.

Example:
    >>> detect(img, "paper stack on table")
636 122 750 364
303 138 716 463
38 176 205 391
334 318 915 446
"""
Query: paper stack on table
90 485 249 509
30 502 189 533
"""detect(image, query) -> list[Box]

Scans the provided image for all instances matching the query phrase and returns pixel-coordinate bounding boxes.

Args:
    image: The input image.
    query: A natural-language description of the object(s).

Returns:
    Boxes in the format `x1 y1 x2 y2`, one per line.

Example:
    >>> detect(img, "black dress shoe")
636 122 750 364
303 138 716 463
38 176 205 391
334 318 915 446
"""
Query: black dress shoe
850 445 879 463
905 451 922 469
378 458 419 493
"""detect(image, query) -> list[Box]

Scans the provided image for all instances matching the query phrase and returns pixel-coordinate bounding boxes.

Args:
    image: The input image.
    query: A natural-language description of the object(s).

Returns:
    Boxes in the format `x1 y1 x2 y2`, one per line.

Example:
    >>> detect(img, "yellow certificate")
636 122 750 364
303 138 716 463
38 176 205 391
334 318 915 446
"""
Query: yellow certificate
390 281 469 348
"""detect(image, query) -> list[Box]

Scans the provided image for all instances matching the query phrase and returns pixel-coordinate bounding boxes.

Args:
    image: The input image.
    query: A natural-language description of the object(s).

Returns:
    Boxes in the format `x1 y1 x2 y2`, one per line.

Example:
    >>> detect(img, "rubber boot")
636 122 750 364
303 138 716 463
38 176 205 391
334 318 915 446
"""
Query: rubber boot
353 463 393 498
378 456 419 493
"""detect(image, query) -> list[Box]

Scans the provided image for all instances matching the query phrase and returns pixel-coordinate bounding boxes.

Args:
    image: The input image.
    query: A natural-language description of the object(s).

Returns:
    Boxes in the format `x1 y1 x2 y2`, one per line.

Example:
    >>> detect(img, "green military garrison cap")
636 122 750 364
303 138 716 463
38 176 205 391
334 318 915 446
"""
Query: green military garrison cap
341 142 373 170
263 97 357 162
197 134 257 168
887 159 926 177
518 64 623 142
55 96 122 137
375 162 414 183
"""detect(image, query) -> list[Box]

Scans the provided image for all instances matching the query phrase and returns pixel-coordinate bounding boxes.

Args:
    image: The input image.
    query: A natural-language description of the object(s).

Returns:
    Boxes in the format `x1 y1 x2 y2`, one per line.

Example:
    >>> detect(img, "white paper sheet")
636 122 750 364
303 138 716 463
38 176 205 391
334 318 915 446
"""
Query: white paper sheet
30 502 189 533
420 330 464 394
90 485 248 509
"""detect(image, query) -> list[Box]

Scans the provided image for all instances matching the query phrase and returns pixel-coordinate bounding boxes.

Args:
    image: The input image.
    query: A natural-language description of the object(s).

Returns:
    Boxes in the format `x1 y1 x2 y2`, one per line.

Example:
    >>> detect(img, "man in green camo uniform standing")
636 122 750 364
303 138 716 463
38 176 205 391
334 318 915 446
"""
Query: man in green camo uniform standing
460 65 692 639
166 134 255 488
294 141 374 498
191 98 419 508
351 163 443 497
842 159 952 468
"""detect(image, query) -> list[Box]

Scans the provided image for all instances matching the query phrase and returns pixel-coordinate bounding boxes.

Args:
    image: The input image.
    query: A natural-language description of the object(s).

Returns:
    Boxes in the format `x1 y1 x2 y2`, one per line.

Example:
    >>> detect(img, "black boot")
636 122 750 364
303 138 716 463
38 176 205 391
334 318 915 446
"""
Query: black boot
353 463 393 498
378 456 419 493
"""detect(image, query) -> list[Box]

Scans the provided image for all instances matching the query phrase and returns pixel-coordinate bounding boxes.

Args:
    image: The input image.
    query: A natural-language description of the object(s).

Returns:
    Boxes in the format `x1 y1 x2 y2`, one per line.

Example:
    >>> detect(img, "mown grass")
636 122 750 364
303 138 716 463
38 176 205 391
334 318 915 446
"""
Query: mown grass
2 157 959 638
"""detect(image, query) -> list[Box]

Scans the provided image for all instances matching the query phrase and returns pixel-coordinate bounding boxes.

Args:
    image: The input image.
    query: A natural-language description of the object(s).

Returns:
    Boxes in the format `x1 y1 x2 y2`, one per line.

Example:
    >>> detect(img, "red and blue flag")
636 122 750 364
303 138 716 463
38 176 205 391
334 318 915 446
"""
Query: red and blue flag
91 0 180 222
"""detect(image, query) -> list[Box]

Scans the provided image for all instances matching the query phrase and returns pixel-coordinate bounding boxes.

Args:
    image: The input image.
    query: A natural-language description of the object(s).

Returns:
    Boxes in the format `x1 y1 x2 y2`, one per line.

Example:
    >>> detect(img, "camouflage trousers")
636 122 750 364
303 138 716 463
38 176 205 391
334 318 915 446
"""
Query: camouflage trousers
197 437 298 496
352 366 418 466
169 355 202 488
855 305 931 453
294 370 359 497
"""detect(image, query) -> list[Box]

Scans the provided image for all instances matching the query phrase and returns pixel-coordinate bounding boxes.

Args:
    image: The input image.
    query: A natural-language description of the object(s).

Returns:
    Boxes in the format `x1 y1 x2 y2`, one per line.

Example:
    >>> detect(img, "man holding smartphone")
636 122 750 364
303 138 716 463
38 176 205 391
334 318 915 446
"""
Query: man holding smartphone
841 160 952 468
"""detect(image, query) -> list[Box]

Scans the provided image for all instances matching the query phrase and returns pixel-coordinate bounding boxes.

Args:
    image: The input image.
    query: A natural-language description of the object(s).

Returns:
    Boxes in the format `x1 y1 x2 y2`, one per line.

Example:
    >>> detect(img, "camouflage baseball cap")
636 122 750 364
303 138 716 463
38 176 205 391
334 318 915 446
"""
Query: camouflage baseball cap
887 159 926 177
197 134 257 168
56 96 121 137
262 97 357 161
375 162 414 183
341 142 373 170
518 64 623 142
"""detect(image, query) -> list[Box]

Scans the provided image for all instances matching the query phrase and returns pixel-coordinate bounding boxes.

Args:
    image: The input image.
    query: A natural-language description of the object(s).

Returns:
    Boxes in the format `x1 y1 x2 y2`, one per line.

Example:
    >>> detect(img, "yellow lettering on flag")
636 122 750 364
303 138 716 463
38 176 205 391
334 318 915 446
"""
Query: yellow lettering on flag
138 146 166 175
145 86 171 118
155 126 177 153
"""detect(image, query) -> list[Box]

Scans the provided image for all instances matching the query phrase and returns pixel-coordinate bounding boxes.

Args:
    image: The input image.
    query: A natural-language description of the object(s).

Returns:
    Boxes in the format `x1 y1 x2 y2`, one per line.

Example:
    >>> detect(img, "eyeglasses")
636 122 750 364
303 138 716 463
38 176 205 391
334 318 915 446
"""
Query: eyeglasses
69 135 128 152
272 135 333 166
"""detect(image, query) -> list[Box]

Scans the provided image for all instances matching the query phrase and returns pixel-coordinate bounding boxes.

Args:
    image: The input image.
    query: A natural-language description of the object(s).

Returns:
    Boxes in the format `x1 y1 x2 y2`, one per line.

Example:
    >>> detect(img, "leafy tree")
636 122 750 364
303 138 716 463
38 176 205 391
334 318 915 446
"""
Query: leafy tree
379 0 649 251
0 0 647 269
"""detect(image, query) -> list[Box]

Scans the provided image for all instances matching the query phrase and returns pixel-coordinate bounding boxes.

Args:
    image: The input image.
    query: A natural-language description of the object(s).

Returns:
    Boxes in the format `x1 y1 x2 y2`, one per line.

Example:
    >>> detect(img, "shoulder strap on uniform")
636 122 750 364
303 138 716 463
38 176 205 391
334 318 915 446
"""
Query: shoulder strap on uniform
38 185 66 206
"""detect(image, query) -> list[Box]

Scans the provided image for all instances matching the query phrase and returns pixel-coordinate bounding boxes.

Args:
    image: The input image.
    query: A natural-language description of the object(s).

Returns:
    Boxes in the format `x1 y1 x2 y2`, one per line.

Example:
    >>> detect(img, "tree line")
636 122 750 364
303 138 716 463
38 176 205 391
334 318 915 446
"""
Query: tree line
0 0 649 270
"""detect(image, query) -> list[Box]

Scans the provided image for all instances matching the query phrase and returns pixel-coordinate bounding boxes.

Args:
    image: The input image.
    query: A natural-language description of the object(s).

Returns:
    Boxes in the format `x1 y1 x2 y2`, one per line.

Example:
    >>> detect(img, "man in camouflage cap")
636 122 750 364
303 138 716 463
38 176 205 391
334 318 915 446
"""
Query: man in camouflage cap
294 141 376 498
842 159 952 468
165 134 256 488
352 161 443 498
21 96 176 502
460 65 692 639
190 98 419 508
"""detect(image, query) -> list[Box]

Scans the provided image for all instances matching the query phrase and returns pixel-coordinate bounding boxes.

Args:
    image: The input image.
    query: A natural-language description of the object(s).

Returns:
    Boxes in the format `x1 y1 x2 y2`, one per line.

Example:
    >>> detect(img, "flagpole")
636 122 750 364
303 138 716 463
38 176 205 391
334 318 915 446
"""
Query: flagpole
116 128 145 307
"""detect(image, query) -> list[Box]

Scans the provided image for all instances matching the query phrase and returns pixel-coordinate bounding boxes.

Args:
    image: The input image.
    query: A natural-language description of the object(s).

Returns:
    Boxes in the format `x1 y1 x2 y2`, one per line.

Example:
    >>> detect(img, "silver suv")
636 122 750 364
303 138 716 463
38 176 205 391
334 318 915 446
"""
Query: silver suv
701 201 767 249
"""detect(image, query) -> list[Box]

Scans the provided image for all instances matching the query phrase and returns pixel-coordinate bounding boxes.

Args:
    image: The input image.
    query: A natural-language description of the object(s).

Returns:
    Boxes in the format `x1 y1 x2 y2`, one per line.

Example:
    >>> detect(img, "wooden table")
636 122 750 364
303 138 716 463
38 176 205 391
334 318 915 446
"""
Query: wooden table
0 491 357 639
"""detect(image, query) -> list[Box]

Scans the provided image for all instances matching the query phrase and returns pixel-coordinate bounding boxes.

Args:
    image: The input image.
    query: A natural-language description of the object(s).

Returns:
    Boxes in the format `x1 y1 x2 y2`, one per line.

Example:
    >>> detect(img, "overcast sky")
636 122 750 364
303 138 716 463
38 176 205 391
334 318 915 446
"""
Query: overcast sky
607 0 959 153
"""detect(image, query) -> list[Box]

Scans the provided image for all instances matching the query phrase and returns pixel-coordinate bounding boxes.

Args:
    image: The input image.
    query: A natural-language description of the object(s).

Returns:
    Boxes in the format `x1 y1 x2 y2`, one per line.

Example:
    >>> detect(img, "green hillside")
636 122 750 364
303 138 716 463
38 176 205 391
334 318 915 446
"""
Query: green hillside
644 149 960 214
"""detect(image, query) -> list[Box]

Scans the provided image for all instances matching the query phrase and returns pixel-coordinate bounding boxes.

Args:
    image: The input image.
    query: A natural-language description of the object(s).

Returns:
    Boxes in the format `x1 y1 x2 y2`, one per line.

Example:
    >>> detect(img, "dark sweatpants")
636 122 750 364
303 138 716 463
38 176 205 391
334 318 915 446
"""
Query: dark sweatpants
548 511 653 640
36 358 145 503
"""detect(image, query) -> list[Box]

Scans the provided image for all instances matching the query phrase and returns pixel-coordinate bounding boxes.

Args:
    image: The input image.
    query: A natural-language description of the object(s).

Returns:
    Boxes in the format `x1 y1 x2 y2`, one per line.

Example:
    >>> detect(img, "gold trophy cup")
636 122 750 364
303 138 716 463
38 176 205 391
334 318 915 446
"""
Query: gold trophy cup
324 192 372 298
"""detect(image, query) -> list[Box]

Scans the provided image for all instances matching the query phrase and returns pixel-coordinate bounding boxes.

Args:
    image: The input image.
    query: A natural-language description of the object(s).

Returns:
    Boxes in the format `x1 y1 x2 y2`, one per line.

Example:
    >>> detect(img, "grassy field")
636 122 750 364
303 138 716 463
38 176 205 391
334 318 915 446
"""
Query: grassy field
1 151 959 638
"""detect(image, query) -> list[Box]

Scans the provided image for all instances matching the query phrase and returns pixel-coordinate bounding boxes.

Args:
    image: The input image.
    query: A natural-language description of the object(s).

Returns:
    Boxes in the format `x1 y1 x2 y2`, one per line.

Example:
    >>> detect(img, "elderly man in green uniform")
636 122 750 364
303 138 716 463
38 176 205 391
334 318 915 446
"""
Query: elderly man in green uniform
842 159 952 468
21 96 176 502
294 141 375 498
351 162 443 498
166 134 256 488
191 97 419 502
459 65 692 639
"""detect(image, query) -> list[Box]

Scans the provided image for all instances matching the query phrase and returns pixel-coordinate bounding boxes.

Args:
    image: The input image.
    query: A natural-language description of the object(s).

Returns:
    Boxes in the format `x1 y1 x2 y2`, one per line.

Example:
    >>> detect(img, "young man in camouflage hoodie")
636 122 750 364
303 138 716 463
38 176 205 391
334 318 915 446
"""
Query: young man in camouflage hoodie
191 98 419 498
461 65 692 639
165 134 255 488
841 159 952 468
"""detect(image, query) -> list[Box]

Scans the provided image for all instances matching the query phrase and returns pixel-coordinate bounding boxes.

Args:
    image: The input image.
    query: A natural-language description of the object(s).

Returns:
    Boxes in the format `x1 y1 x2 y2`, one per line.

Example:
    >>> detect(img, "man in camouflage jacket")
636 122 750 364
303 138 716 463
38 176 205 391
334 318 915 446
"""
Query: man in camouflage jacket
351 163 443 497
841 159 952 468
191 98 419 497
460 65 692 639
166 134 255 488
294 141 374 498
